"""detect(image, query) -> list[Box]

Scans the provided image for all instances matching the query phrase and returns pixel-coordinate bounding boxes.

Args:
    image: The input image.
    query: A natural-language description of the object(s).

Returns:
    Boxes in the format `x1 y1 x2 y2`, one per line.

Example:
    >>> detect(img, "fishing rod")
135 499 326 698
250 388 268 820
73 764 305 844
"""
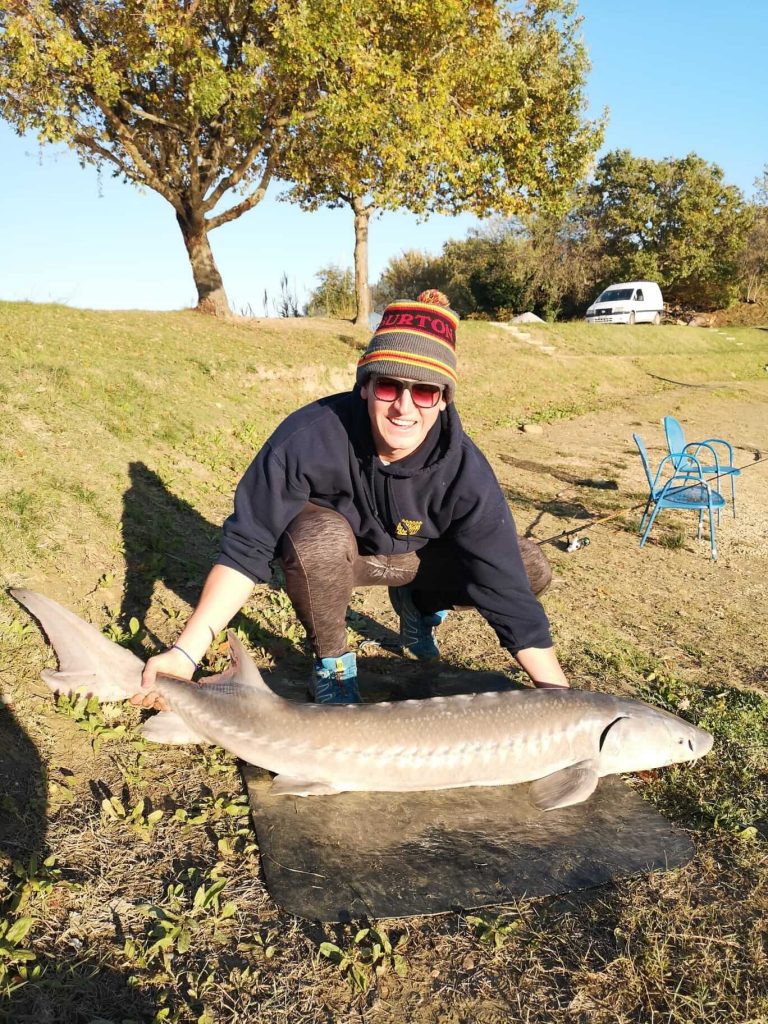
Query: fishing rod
534 449 768 550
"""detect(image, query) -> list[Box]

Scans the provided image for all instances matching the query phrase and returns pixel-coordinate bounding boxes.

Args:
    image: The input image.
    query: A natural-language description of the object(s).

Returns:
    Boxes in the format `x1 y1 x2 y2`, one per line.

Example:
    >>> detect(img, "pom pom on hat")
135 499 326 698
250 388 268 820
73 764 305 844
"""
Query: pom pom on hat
416 289 450 307
357 291 460 401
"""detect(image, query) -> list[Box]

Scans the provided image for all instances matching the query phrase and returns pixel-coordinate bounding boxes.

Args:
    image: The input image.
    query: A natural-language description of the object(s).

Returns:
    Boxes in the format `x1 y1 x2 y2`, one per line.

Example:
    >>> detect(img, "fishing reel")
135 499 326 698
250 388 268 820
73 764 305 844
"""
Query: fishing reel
566 535 591 553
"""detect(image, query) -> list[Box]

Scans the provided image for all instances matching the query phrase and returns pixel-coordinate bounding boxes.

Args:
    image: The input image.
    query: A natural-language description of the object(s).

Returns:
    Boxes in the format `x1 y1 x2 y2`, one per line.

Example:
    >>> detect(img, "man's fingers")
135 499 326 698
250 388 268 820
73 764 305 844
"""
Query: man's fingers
129 691 169 712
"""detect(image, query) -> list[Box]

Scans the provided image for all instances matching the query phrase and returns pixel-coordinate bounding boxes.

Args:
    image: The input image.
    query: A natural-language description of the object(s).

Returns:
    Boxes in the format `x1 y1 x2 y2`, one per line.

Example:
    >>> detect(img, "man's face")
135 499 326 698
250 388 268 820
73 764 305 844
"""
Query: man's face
361 375 447 462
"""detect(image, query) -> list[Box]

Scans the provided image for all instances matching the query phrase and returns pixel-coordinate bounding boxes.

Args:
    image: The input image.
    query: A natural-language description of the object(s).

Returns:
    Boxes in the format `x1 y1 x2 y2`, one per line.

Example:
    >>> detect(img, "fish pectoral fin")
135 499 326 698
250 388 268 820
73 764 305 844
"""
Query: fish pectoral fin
528 759 600 811
270 775 341 797
141 711 208 746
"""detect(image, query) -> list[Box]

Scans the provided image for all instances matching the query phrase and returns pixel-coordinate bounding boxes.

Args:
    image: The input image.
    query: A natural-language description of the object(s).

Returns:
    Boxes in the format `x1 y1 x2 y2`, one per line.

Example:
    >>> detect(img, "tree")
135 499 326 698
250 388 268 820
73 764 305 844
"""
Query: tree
372 250 447 311
0 0 319 316
278 0 602 325
580 150 754 308
373 212 601 321
738 167 768 304
305 265 356 319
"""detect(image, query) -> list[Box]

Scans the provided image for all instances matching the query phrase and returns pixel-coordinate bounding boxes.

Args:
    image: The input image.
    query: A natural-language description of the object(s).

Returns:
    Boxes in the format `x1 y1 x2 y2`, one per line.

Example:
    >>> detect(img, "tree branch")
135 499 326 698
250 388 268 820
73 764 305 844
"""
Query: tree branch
116 98 186 134
72 132 125 172
206 149 276 230
202 134 267 212
89 93 184 214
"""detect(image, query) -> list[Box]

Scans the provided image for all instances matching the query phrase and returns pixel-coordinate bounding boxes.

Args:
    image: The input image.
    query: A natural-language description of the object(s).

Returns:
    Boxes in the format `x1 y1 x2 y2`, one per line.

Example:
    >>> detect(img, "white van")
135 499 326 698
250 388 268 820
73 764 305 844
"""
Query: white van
585 281 663 325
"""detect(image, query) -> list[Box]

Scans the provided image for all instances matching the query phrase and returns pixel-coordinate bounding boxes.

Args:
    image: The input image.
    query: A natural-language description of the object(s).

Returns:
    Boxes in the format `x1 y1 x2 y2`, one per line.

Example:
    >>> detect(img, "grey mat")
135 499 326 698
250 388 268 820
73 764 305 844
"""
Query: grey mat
243 767 695 922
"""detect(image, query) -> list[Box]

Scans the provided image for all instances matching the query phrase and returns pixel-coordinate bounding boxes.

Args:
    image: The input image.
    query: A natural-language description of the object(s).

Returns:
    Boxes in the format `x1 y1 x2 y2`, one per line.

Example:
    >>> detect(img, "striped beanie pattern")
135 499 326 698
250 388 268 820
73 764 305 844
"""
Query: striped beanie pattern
356 290 460 402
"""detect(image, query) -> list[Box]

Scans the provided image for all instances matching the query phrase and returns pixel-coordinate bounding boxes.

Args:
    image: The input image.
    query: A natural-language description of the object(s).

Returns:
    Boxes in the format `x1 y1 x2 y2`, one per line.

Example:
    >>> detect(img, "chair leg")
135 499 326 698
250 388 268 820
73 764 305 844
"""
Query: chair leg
697 508 703 541
707 503 717 561
639 496 653 533
640 503 661 547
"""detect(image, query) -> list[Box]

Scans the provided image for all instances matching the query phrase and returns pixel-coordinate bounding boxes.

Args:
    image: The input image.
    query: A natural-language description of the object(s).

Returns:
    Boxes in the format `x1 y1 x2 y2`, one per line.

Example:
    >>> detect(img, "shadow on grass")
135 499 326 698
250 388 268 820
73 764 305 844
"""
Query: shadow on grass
500 487 596 538
498 453 618 490
1 963 161 1024
120 462 220 627
120 462 298 665
0 711 166 1022
0 705 46 865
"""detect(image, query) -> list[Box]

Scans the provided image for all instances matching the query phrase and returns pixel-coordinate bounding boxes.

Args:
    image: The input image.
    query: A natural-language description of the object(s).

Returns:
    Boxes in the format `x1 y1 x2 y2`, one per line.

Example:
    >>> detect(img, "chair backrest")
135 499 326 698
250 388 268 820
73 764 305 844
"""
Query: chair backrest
632 434 655 491
663 416 686 468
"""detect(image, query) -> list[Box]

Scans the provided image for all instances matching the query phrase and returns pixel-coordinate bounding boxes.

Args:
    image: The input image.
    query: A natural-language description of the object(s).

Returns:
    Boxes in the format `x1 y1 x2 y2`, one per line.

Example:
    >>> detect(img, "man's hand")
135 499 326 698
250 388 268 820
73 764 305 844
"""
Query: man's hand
131 648 196 712
131 564 255 712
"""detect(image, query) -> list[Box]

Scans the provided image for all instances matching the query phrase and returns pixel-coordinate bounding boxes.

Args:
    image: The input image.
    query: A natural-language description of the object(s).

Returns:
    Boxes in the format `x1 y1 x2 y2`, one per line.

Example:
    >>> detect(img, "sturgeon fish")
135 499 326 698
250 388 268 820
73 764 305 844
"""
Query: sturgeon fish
11 588 713 809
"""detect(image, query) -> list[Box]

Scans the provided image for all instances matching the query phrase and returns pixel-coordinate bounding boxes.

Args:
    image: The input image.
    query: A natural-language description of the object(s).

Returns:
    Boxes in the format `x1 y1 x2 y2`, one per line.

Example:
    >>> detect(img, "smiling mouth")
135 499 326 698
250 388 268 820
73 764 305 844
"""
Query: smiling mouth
388 417 417 429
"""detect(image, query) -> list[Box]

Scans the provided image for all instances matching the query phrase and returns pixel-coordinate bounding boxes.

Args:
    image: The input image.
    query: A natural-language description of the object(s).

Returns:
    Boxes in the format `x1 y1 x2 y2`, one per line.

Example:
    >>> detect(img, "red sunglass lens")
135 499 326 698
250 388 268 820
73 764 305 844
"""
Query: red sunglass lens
373 378 400 402
411 384 441 407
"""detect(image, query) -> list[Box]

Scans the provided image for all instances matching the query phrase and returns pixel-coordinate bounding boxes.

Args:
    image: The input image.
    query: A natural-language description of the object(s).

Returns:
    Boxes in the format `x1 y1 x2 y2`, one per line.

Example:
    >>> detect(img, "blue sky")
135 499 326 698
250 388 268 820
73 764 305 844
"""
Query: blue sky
0 0 766 314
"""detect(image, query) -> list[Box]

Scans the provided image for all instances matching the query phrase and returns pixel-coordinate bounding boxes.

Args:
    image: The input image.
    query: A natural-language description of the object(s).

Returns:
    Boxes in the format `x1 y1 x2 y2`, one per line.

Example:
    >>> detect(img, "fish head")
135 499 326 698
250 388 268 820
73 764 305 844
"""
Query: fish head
598 702 714 775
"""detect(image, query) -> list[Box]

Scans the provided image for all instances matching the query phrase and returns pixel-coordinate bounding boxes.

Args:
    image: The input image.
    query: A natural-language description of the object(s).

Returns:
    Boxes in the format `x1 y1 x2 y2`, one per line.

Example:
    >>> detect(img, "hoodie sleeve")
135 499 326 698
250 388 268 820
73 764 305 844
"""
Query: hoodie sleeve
448 486 553 655
216 442 310 583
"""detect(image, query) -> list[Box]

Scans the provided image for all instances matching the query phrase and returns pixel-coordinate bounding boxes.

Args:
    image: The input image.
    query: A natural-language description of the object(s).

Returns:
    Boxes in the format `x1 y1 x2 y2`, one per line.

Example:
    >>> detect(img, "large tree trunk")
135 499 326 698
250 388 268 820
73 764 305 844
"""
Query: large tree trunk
177 214 231 317
351 196 370 327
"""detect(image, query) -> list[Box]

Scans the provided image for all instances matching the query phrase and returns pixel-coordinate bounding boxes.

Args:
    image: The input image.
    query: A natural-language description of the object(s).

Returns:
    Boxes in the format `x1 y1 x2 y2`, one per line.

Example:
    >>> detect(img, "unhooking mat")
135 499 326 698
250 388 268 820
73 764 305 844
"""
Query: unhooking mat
243 767 694 922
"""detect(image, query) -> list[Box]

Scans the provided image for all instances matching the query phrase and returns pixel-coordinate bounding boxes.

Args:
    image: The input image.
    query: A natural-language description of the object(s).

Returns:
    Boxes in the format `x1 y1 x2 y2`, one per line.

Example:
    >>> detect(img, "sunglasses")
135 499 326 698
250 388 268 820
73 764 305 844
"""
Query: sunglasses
371 376 444 409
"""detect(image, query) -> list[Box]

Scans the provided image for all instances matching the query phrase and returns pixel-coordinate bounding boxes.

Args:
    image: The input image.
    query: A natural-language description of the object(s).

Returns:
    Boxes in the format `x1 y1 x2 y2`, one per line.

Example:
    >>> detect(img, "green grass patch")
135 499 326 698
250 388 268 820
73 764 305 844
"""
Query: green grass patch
0 300 766 1023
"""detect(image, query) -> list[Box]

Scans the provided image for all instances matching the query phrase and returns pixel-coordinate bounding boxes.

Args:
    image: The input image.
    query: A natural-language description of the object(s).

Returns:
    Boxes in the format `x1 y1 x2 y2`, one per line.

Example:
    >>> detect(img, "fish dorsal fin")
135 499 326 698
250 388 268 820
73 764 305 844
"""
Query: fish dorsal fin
225 630 276 697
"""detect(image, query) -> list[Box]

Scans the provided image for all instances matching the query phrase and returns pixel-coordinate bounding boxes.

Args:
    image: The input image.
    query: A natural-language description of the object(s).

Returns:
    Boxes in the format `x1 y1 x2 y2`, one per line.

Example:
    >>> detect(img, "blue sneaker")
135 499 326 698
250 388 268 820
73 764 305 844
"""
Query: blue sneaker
310 652 361 704
389 586 448 661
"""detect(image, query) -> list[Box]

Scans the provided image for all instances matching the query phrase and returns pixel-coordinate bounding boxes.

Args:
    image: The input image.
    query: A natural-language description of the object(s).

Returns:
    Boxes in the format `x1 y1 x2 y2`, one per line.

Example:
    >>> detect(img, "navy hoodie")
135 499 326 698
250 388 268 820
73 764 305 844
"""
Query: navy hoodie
218 389 552 654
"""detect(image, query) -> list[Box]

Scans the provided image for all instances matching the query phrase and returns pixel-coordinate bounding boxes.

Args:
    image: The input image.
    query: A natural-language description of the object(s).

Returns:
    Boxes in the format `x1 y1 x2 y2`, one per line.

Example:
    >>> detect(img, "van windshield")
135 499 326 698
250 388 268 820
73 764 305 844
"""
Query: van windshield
599 288 634 301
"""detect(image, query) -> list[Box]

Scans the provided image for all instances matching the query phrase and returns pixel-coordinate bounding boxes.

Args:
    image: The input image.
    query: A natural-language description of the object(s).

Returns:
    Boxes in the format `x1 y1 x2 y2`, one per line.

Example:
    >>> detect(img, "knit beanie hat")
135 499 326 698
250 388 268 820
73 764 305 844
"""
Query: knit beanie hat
356 290 459 402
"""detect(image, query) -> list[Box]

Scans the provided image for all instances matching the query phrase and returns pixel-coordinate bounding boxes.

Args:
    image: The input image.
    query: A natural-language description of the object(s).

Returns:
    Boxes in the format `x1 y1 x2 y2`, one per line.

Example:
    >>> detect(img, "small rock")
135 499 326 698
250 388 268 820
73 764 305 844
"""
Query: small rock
509 311 545 324
521 423 544 435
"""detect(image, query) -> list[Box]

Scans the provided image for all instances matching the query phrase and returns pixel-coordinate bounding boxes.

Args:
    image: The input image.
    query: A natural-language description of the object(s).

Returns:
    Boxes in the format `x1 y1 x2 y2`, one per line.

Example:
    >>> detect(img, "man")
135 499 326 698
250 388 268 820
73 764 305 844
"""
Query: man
136 291 568 707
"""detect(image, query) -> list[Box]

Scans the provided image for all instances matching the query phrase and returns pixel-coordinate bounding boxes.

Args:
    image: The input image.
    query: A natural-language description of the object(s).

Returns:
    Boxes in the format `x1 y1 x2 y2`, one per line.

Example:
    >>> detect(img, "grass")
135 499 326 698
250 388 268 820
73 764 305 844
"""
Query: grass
0 300 766 1022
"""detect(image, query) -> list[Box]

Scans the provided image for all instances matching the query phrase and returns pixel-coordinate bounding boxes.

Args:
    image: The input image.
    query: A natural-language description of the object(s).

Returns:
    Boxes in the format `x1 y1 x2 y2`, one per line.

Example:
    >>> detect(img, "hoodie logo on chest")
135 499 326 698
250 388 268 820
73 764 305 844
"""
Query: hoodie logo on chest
395 518 423 537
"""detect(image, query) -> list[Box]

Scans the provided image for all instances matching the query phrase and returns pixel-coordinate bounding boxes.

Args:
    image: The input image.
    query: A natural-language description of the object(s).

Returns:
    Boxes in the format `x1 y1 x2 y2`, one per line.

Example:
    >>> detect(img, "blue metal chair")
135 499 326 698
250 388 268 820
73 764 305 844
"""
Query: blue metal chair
663 415 740 517
633 434 726 560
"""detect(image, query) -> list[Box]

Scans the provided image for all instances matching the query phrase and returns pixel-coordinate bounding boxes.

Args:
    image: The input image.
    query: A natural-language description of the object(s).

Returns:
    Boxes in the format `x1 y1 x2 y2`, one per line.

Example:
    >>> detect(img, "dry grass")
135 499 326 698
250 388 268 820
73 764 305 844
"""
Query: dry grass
0 301 766 1022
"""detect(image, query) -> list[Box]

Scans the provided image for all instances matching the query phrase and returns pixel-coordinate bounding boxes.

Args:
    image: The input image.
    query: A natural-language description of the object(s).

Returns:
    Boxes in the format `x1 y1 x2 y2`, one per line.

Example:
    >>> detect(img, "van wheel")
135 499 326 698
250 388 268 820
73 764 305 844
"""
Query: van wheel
652 312 661 325
628 311 636 325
